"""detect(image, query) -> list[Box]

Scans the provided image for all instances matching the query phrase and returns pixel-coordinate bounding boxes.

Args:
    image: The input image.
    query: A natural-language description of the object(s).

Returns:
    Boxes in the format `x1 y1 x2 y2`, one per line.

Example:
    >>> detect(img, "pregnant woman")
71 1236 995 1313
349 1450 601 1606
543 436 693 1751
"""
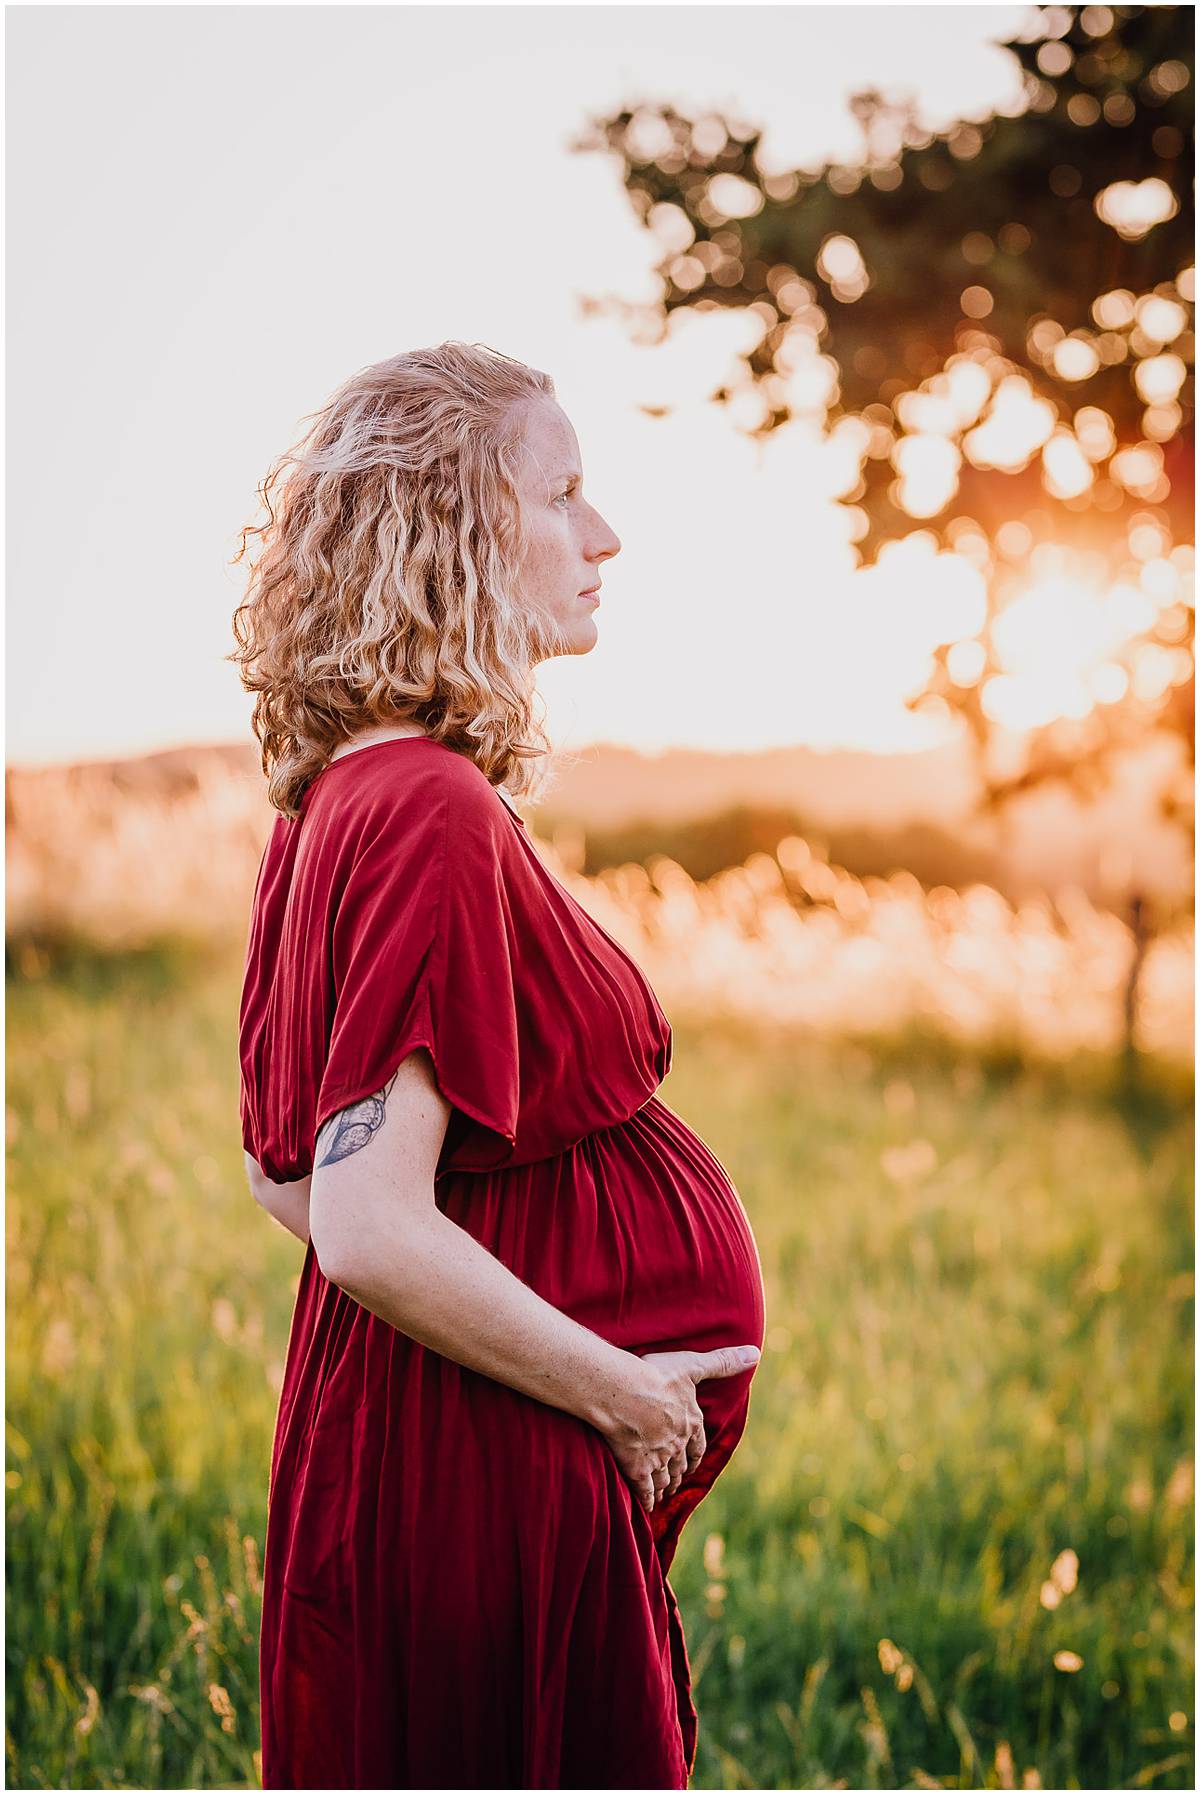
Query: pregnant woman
234 341 767 1789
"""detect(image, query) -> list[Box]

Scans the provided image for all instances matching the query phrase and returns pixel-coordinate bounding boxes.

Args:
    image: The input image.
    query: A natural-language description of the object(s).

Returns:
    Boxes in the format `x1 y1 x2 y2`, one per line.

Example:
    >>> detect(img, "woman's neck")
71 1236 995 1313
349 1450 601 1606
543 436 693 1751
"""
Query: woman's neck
328 724 428 764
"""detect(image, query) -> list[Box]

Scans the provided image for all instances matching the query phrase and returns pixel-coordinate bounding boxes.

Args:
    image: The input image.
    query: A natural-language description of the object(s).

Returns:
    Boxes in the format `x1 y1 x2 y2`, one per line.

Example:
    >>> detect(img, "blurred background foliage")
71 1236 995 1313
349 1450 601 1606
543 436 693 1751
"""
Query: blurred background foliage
5 946 1194 1790
577 2 1194 828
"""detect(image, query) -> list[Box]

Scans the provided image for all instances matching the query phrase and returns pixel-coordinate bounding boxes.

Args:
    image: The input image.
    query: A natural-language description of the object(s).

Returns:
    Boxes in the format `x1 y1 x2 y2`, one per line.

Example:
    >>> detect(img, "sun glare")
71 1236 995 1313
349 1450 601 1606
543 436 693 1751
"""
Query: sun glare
980 569 1188 731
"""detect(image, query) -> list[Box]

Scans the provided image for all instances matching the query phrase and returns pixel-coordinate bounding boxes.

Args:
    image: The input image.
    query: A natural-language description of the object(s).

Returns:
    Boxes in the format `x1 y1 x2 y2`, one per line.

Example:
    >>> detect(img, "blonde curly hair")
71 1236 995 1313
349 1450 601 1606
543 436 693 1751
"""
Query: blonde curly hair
227 341 577 819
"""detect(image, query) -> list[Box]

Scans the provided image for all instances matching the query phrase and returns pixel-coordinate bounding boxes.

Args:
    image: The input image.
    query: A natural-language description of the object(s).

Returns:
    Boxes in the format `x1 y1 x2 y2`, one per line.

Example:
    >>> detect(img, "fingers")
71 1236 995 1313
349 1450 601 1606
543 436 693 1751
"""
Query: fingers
693 1344 761 1381
635 1458 678 1515
664 1444 688 1500
686 1421 706 1475
644 1465 670 1512
647 1426 705 1511
652 1422 705 1509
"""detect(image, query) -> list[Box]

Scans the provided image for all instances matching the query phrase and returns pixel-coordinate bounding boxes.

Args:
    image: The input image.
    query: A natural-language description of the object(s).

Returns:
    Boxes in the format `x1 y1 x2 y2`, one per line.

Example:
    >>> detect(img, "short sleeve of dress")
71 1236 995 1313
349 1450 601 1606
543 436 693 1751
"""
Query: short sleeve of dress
312 765 520 1159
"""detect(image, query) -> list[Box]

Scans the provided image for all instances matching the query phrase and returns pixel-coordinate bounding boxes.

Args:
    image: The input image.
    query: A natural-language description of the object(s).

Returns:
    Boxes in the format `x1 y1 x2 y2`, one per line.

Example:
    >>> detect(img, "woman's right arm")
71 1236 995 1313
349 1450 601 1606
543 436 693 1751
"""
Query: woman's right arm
308 1049 758 1512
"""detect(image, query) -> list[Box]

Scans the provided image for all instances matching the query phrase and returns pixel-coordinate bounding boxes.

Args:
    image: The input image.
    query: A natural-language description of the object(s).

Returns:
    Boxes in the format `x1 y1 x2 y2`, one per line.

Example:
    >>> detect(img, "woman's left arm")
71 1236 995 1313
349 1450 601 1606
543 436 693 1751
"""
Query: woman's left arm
244 1150 311 1246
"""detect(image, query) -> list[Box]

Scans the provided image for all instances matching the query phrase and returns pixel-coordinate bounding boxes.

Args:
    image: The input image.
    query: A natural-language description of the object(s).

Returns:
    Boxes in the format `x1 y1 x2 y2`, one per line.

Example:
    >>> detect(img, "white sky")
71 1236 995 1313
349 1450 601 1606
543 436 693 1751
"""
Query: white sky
6 2 1030 769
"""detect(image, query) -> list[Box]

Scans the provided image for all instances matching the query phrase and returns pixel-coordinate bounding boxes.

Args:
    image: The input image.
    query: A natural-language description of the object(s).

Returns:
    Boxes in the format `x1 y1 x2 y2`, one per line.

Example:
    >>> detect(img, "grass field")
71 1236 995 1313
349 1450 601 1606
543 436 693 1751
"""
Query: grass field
5 933 1194 1790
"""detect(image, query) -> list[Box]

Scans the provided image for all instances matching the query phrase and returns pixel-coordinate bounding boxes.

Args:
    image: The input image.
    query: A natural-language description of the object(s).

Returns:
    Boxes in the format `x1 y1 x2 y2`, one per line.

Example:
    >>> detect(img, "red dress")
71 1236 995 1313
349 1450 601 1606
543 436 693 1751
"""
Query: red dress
239 737 766 1790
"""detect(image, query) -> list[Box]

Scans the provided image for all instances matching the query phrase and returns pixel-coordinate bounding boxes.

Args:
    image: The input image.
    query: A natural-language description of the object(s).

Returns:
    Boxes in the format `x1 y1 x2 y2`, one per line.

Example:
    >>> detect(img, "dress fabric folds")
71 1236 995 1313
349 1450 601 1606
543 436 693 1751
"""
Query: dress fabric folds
239 737 767 1789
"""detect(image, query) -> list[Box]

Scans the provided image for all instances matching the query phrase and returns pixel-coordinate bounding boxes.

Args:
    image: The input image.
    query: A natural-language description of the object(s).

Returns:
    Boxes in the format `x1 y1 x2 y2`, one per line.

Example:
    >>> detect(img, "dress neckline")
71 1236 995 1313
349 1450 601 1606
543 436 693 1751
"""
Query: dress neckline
314 736 527 829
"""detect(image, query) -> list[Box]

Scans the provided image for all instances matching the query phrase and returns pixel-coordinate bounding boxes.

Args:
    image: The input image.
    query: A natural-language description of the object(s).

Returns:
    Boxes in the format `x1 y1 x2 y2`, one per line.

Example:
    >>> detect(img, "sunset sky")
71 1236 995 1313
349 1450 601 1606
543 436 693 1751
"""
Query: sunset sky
8 3 1035 769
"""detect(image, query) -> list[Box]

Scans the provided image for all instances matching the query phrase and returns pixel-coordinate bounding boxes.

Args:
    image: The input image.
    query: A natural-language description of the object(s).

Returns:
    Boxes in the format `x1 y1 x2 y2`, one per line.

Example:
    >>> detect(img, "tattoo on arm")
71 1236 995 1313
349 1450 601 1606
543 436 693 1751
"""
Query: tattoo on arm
315 1072 399 1168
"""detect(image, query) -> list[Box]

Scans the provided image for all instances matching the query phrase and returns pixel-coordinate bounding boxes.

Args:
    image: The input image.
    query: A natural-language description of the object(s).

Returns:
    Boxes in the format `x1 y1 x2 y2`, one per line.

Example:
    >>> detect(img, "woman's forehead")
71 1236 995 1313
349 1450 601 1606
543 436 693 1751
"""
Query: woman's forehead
515 400 581 485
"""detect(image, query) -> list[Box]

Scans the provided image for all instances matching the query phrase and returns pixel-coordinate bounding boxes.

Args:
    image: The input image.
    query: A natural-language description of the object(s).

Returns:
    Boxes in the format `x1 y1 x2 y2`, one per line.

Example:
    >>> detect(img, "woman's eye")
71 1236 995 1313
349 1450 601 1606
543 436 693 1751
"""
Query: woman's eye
554 490 571 506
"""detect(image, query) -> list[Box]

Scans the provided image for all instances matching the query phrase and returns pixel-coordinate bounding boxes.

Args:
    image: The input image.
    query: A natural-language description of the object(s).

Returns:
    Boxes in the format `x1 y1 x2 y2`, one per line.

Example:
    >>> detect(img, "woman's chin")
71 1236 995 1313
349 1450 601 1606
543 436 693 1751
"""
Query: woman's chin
568 614 600 654
532 611 600 662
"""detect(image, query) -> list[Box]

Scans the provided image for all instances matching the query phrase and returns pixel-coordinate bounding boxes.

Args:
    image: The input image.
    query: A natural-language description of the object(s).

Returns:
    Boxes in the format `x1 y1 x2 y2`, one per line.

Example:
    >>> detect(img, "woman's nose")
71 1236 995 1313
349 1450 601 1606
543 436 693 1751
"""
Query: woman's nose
593 519 621 562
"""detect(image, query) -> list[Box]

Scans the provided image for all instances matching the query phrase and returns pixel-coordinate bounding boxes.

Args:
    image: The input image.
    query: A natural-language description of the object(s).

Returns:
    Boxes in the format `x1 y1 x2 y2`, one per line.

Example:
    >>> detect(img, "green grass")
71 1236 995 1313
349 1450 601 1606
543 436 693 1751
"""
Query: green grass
6 935 1194 1789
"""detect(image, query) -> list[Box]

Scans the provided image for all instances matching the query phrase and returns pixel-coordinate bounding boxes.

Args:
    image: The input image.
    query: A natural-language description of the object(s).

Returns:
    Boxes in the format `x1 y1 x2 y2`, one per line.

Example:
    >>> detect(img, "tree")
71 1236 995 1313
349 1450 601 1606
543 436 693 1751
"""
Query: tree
574 3 1194 842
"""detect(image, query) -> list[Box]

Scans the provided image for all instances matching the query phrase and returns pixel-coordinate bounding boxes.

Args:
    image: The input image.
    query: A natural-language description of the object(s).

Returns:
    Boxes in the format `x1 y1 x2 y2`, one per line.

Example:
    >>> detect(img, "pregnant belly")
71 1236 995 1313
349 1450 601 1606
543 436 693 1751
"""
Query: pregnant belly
438 1094 766 1360
438 1093 766 1568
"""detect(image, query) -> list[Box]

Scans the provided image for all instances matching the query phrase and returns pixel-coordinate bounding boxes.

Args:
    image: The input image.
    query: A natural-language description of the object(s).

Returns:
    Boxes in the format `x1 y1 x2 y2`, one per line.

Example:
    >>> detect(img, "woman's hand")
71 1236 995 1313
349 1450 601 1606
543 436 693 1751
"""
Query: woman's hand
595 1344 761 1515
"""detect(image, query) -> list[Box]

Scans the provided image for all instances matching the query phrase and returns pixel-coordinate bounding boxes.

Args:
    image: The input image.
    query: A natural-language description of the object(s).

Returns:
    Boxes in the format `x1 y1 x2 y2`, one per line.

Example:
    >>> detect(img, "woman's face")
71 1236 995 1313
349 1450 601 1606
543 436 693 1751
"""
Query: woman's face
511 395 621 659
